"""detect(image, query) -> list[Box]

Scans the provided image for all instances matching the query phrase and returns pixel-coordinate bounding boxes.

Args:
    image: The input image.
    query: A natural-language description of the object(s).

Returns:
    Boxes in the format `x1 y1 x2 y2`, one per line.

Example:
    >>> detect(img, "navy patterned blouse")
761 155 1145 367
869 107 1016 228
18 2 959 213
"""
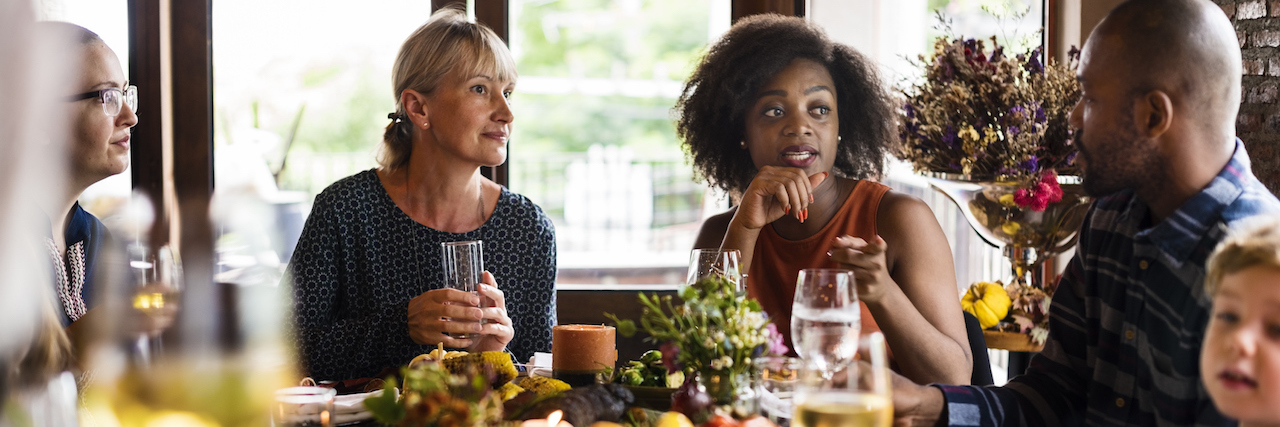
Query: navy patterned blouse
287 169 557 381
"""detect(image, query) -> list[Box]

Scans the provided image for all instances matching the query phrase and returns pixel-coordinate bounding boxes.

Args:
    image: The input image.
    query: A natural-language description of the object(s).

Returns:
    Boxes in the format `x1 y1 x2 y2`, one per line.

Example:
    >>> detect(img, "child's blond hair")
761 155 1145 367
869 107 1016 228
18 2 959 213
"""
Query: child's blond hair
1206 216 1280 295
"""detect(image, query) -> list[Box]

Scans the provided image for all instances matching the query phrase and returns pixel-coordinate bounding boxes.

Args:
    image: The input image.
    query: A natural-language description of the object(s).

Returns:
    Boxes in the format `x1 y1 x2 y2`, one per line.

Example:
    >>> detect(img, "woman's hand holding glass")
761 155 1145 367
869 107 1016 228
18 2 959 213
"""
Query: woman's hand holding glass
827 235 890 305
793 332 892 427
734 166 828 229
407 271 512 350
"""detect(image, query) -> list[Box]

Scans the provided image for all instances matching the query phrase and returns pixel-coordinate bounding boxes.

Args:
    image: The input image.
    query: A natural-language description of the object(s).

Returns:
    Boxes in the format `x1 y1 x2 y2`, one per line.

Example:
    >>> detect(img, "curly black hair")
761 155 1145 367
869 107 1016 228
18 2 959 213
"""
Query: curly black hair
675 14 896 194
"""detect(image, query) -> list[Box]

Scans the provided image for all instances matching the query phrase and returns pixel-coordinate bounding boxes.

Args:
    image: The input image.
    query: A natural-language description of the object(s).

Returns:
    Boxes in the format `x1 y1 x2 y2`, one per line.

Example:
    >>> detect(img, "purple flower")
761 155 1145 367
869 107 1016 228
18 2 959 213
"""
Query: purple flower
1035 105 1047 123
1021 156 1039 172
1010 105 1026 119
942 126 958 148
1025 47 1044 74
904 103 916 119
764 323 788 356
1008 126 1020 136
1066 151 1079 165
661 341 682 374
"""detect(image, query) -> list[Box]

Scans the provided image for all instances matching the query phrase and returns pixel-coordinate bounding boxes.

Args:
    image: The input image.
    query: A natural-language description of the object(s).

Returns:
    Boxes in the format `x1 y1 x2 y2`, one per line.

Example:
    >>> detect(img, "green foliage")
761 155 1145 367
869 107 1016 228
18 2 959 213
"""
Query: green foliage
510 0 712 157
608 276 782 379
288 67 389 153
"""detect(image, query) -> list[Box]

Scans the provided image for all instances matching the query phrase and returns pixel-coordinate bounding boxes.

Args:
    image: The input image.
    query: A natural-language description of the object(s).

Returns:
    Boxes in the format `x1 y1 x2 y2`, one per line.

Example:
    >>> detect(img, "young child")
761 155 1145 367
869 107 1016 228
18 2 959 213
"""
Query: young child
1201 216 1280 427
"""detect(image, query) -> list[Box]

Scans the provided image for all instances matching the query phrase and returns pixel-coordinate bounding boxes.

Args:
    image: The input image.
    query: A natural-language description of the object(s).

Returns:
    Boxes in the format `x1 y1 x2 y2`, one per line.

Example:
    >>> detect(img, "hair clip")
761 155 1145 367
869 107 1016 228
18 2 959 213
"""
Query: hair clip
387 112 403 123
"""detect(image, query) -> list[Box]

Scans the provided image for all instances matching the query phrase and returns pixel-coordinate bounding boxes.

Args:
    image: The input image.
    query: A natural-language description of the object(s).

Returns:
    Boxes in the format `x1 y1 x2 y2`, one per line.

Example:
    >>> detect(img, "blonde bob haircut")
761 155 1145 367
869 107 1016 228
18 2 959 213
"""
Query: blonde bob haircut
1205 216 1280 295
380 6 517 171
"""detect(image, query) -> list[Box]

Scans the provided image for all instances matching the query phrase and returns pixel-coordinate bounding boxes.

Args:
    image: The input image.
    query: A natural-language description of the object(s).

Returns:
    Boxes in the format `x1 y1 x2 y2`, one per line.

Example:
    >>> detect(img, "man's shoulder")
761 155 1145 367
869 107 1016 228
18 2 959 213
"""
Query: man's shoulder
1220 179 1280 227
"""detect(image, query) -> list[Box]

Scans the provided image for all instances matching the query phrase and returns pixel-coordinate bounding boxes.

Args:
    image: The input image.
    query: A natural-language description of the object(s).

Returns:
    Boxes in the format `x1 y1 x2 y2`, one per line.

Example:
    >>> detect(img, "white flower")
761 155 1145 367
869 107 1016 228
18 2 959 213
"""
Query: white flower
704 337 716 349
710 357 726 370
720 356 734 369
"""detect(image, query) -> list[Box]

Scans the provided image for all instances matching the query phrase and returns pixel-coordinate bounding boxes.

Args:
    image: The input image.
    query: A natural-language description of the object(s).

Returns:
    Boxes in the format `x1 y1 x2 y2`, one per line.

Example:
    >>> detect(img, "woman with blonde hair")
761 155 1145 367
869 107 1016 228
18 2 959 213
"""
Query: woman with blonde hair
287 7 555 381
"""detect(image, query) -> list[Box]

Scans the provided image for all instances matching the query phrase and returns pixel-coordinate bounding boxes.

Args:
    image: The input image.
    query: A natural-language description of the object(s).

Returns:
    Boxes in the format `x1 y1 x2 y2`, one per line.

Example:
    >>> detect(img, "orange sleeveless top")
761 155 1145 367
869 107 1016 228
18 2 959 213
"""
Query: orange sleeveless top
747 180 890 355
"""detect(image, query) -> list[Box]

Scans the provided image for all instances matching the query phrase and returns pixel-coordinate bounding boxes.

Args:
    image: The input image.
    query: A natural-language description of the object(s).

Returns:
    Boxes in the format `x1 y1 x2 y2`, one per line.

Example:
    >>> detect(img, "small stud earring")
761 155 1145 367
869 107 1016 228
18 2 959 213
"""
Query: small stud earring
837 136 842 142
739 141 746 149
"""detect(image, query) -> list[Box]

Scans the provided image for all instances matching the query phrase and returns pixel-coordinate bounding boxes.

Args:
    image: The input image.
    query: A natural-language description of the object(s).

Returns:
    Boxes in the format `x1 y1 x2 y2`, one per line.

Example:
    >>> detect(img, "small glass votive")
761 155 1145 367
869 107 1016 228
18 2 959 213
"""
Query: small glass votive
756 356 802 426
272 386 336 427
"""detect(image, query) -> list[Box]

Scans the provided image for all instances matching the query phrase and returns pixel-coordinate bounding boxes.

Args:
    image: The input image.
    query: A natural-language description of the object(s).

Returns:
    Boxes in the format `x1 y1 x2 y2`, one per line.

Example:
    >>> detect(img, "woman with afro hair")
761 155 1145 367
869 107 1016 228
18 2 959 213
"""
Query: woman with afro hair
680 14 972 384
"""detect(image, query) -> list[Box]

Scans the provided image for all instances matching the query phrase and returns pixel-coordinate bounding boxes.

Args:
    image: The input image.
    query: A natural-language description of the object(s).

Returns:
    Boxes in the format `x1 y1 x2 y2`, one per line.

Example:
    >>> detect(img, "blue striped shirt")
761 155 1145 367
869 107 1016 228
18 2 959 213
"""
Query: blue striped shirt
937 139 1280 427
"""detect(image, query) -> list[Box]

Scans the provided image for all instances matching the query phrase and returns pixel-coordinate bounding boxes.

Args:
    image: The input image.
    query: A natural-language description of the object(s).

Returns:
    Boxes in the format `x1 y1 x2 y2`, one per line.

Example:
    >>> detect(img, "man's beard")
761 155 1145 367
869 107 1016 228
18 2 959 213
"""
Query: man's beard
1076 123 1155 198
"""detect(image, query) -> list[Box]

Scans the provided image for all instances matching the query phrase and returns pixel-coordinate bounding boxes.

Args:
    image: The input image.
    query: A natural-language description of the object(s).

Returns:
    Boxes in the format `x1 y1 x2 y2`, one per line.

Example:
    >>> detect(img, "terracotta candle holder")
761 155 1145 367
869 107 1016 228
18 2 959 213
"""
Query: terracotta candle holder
552 324 617 387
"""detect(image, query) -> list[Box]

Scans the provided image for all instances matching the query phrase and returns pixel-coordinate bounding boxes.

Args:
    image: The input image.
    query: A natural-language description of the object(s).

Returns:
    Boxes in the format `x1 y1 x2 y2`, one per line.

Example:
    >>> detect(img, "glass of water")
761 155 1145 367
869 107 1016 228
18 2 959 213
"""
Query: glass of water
791 268 859 378
441 240 484 339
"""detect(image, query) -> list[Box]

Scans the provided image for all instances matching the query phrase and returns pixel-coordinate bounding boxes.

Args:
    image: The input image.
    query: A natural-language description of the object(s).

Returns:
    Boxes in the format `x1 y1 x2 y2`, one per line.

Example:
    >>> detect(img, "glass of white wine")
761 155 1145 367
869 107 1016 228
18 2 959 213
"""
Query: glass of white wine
130 243 181 363
791 268 859 378
793 332 892 427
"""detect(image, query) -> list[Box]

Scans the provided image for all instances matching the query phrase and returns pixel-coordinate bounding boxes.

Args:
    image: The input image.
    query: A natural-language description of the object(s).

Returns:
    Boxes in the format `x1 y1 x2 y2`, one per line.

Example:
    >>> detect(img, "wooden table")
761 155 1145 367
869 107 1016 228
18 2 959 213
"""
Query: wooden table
982 331 1044 353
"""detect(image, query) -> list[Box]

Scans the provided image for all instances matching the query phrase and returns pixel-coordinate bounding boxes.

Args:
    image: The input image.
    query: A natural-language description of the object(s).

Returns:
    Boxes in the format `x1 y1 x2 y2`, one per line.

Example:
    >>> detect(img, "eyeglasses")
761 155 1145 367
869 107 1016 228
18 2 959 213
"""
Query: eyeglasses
67 85 138 117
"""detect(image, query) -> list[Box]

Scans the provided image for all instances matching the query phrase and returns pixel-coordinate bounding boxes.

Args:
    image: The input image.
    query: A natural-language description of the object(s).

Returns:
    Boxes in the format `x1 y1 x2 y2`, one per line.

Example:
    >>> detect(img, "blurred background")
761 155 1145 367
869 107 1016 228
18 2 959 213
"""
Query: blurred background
40 0 1046 292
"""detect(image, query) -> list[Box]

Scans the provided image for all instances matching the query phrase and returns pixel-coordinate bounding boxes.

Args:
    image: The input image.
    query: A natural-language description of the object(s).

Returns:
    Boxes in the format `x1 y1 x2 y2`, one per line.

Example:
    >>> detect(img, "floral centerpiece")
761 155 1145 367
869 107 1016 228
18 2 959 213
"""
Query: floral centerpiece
608 275 787 420
898 35 1080 191
898 32 1086 346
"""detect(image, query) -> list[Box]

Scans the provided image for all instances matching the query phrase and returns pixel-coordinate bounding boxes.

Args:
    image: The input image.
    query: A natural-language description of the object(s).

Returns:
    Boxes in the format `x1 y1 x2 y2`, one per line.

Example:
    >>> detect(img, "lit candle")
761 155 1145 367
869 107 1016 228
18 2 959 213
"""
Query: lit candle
519 410 572 427
552 325 617 387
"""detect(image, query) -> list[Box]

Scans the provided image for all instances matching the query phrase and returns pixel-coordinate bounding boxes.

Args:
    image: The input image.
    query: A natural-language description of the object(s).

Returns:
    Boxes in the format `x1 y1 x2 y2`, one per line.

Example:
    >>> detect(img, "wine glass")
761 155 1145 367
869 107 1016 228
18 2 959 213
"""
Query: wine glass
793 332 892 427
130 243 181 363
791 268 859 378
687 249 742 290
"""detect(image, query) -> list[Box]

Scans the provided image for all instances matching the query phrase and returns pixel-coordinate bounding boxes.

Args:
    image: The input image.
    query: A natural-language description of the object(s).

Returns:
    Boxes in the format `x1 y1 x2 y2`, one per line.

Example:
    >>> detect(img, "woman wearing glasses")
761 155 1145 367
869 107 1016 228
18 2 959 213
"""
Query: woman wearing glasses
40 22 138 334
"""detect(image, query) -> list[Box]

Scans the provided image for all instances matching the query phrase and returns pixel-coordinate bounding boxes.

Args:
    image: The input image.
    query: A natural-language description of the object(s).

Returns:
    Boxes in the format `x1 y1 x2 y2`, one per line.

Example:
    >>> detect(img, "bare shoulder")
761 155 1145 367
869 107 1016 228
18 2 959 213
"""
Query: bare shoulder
874 190 951 270
693 208 738 249
875 190 940 235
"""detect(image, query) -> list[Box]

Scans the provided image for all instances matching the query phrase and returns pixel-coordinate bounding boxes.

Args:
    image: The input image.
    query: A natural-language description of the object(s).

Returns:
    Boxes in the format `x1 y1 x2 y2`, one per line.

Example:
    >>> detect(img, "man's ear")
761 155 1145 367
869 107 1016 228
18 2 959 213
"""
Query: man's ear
401 89 430 129
1134 90 1173 139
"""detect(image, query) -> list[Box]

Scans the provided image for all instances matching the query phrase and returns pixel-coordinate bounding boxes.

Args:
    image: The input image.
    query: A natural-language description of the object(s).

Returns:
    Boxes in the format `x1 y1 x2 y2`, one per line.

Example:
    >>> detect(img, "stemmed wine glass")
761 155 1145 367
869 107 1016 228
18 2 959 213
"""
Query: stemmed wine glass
129 243 181 364
687 249 742 290
791 268 859 378
793 332 892 427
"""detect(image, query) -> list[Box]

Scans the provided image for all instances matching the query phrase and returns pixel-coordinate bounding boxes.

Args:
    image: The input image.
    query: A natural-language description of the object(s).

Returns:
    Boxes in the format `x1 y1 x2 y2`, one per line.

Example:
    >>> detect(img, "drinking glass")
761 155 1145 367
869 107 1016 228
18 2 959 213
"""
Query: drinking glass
129 243 181 364
687 249 742 290
756 356 803 426
272 386 336 427
792 332 892 427
441 240 484 338
791 268 859 378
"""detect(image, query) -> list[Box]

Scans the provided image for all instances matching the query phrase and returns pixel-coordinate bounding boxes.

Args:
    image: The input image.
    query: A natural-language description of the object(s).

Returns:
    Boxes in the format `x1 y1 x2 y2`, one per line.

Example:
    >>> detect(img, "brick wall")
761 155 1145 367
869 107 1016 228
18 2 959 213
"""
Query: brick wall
1216 0 1280 195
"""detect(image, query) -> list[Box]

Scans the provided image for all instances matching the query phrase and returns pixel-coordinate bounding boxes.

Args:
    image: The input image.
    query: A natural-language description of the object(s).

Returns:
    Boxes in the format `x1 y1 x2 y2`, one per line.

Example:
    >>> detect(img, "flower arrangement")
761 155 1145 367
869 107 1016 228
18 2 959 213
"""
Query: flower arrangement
898 34 1081 211
608 276 786 380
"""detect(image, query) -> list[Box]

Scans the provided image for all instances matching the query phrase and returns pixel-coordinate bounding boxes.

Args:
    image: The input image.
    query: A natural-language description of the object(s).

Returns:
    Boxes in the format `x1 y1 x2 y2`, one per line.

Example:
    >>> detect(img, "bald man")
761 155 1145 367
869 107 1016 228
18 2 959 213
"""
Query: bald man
891 0 1280 426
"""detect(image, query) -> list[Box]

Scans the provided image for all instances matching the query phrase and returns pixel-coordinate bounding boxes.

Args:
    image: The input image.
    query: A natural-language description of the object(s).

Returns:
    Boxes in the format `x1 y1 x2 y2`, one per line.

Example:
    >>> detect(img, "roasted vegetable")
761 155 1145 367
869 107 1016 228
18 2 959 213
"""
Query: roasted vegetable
442 351 518 386
516 376 572 397
516 384 635 427
498 382 525 401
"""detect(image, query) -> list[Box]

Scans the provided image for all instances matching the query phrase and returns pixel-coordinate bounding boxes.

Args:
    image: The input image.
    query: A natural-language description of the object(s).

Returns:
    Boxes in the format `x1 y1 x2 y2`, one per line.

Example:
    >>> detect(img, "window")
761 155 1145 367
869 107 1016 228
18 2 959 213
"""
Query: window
507 0 732 286
211 0 435 267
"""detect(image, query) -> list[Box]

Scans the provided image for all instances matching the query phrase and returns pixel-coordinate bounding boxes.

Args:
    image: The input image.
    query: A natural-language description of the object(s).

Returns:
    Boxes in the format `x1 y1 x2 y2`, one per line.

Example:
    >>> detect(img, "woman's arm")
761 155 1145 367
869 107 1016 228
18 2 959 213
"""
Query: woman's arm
288 192 405 381
716 167 827 270
830 192 972 384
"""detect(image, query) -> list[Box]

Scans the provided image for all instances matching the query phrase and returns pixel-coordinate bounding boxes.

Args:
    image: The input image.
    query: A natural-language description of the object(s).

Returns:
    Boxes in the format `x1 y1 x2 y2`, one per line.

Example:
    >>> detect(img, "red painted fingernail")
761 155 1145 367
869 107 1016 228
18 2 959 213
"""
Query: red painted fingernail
809 194 814 203
785 207 790 214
